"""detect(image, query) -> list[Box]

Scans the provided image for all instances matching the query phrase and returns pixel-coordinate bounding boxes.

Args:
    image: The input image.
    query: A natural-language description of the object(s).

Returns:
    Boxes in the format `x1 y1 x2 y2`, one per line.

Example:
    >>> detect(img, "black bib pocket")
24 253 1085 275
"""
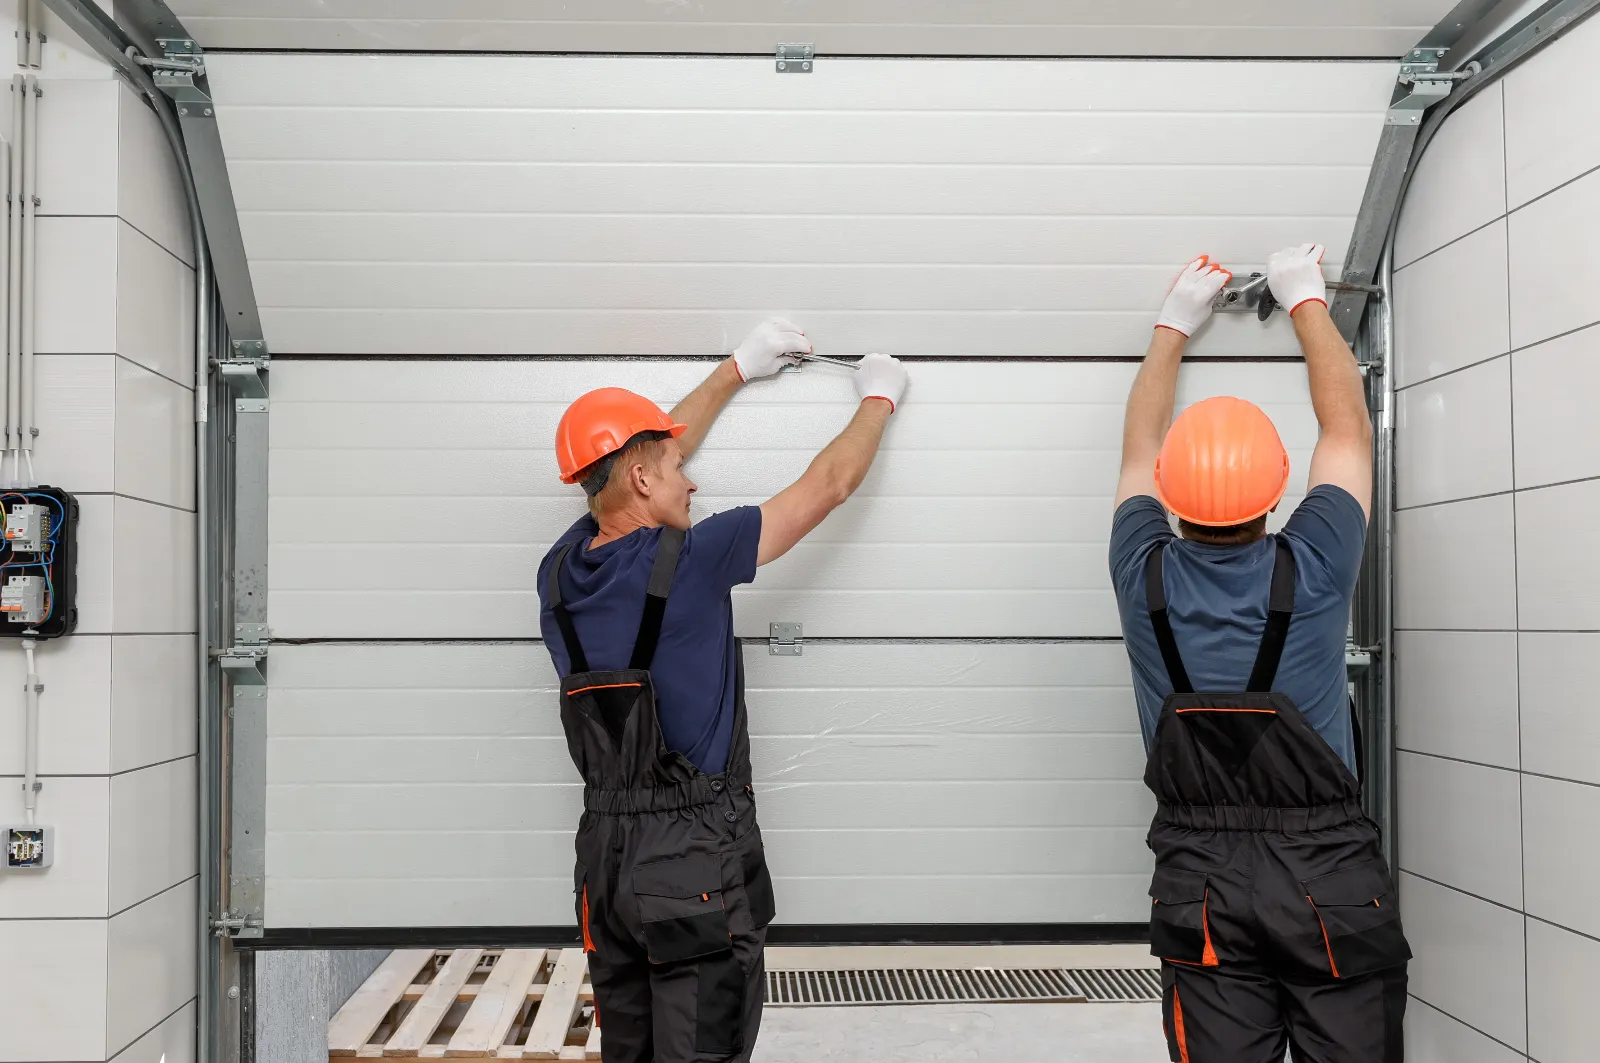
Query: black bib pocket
633 854 732 964
1149 866 1217 966
1304 861 1411 978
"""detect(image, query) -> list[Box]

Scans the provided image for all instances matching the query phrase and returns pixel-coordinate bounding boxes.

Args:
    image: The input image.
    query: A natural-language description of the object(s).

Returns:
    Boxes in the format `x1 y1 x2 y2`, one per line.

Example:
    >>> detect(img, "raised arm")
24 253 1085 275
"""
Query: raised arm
670 318 812 459
1266 244 1373 518
758 354 908 566
1115 256 1232 509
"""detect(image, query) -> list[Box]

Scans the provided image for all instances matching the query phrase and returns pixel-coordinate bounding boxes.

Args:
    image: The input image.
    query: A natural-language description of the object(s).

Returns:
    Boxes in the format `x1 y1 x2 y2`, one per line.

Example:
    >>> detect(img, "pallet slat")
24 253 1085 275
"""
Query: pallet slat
447 948 547 1057
584 1022 602 1061
386 949 486 1056
331 950 438 1056
522 950 588 1060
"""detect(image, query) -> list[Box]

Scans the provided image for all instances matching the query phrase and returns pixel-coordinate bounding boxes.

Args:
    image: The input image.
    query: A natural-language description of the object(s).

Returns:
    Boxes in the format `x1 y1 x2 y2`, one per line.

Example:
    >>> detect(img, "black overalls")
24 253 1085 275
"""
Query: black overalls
547 527 777 1063
1142 539 1412 1063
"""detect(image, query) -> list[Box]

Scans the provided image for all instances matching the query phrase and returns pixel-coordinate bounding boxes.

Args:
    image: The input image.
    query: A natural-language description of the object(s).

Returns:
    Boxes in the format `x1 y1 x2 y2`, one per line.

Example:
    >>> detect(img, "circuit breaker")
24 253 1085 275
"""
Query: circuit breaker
0 487 77 638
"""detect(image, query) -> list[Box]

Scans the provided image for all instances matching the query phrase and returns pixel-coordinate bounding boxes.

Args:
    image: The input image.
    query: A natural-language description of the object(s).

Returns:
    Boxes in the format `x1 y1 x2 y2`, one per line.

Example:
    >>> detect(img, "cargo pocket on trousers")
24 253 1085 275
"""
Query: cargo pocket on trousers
575 862 595 954
694 951 747 1056
1304 860 1412 979
633 854 732 964
741 842 777 930
1149 867 1218 966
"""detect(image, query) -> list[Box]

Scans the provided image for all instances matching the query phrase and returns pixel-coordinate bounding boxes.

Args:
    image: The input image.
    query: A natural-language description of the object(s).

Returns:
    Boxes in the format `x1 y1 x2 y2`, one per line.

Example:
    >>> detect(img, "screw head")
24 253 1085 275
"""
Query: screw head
203 108 213 116
777 60 786 70
178 107 188 115
802 61 811 70
227 986 240 1000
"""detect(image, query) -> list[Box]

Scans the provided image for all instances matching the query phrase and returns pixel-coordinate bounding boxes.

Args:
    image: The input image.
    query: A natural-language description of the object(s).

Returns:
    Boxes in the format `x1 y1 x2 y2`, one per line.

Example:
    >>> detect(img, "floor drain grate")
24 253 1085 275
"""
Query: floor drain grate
763 968 1161 1006
1065 967 1163 1002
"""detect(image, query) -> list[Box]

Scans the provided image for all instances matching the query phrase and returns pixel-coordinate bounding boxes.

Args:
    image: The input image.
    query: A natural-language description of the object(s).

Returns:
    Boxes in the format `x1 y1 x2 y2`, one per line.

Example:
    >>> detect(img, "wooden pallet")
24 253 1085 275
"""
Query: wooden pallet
329 948 601 1059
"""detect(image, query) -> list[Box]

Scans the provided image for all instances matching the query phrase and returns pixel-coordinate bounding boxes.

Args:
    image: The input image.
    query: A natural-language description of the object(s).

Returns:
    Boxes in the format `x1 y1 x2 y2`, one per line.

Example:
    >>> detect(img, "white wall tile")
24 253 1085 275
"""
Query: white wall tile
1395 82 1507 268
1405 998 1526 1063
106 878 197 1060
1396 631 1519 769
110 634 197 775
1395 494 1517 630
116 85 193 267
0 634 111 775
1402 871 1527 1052
36 215 117 354
1520 633 1600 785
0 917 107 1061
1393 218 1510 390
1509 168 1600 350
1522 774 1600 940
34 354 115 492
37 78 118 217
1512 323 1600 489
1396 355 1512 510
1523 915 1600 1063
109 757 196 915
1398 752 1523 909
113 1000 195 1063
37 4 121 82
111 497 195 635
115 220 195 387
0 774 108 918
1516 478 1600 630
1504 10 1600 208
74 492 112 634
1527 917 1600 1063
114 357 194 511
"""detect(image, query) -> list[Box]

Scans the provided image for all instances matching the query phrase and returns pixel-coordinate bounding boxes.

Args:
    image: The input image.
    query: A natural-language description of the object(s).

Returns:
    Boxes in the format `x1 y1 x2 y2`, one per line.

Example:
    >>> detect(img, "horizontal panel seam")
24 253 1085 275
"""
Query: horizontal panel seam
1393 213 1506 272
1405 996 1528 1059
1393 350 1509 393
107 998 197 1062
1398 869 1523 917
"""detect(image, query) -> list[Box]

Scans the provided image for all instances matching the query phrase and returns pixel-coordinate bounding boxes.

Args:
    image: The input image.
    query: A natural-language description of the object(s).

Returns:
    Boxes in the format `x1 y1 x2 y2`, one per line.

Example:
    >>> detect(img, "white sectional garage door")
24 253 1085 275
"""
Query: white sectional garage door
210 53 1393 930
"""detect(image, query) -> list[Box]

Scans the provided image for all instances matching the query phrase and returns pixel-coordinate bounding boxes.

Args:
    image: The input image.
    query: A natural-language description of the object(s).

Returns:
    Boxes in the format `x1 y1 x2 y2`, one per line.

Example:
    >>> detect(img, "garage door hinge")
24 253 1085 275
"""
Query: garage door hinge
776 43 813 73
1386 48 1479 125
219 644 267 685
769 621 803 655
220 342 270 402
1345 643 1382 673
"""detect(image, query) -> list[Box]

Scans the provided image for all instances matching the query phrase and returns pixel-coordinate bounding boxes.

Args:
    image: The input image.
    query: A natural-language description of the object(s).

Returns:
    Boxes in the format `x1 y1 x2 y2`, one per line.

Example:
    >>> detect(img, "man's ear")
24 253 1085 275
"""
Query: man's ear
628 460 651 498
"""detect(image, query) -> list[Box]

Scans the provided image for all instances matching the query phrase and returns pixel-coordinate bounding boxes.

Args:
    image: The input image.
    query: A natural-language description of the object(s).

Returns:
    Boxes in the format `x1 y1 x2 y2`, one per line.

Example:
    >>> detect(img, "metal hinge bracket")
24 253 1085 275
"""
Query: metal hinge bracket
769 622 803 656
152 37 215 117
1386 47 1460 125
219 645 267 685
220 342 270 401
1213 272 1383 318
776 43 813 73
212 911 264 939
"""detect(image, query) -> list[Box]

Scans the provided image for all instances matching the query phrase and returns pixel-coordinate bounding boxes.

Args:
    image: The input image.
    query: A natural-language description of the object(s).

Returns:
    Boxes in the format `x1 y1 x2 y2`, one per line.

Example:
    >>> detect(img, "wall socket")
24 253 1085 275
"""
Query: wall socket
2 824 52 869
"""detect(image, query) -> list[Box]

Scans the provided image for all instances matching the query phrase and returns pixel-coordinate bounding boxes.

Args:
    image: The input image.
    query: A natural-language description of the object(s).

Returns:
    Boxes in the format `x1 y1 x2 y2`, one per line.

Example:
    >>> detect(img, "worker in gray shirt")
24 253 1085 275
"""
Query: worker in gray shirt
1109 246 1411 1063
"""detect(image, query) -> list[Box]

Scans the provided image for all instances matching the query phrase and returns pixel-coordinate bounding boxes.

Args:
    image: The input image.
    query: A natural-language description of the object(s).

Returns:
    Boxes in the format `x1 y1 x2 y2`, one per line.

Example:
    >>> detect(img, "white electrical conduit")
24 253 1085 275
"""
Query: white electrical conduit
21 73 37 485
27 0 40 69
21 635 37 823
0 134 10 475
7 74 20 483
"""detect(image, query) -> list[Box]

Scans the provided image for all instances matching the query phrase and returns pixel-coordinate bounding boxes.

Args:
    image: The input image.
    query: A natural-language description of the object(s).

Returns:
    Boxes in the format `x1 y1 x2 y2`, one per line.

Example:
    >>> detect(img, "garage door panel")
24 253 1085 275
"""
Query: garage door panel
776 876 1151 924
210 53 1394 116
266 641 1154 926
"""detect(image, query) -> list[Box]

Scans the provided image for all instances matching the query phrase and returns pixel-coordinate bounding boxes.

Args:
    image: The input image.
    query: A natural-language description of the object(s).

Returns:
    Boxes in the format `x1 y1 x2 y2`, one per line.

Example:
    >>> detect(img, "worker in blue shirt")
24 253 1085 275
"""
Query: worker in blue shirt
538 319 908 1063
1111 247 1411 1063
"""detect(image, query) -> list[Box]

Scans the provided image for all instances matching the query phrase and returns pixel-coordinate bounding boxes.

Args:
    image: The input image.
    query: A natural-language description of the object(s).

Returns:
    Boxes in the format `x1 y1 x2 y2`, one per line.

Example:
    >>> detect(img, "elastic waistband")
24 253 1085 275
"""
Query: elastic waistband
1155 798 1367 833
584 774 749 815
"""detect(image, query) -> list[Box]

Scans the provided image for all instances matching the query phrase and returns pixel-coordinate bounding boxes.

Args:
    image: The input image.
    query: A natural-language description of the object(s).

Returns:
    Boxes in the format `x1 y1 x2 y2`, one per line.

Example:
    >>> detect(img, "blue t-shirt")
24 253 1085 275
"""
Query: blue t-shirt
1109 486 1366 775
537 506 762 776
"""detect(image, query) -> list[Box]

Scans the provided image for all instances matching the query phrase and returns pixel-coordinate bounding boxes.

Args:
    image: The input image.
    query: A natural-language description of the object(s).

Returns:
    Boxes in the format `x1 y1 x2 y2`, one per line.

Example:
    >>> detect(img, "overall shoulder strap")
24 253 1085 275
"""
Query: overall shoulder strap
547 543 589 675
629 526 687 670
1144 541 1194 695
1246 537 1298 692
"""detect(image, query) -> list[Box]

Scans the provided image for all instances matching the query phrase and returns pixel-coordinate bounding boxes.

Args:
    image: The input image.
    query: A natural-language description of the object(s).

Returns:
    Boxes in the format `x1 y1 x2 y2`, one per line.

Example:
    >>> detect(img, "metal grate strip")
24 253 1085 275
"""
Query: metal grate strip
763 967 1159 1007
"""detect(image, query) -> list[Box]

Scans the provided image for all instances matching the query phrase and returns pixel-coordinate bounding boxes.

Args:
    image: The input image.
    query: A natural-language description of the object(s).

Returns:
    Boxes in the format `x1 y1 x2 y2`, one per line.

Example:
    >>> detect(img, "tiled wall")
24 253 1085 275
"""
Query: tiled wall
0 15 198 1063
1393 14 1600 1063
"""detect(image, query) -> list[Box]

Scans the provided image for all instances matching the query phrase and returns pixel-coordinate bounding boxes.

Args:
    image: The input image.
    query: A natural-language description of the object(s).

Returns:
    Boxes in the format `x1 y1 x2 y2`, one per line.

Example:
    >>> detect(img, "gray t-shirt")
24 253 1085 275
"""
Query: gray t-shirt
1109 486 1367 775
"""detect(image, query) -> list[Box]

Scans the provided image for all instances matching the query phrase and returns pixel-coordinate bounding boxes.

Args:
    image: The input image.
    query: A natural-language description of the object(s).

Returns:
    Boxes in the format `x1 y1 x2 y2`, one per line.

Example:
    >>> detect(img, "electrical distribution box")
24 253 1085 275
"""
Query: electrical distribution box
0 487 77 638
3 825 52 869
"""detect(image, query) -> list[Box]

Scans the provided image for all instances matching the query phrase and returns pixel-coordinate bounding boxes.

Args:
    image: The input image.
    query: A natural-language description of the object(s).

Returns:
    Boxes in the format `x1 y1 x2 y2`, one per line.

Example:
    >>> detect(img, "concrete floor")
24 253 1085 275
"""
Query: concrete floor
754 1003 1166 1062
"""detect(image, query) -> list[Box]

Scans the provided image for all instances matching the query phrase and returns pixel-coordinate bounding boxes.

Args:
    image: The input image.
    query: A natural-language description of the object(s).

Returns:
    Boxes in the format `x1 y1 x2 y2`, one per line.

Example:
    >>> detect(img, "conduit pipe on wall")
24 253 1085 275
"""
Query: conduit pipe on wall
20 73 36 480
7 74 20 472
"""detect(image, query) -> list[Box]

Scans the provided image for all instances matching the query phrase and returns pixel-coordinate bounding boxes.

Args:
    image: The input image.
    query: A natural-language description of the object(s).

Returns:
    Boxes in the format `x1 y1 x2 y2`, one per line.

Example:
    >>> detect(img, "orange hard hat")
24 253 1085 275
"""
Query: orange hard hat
1154 396 1290 527
555 387 687 485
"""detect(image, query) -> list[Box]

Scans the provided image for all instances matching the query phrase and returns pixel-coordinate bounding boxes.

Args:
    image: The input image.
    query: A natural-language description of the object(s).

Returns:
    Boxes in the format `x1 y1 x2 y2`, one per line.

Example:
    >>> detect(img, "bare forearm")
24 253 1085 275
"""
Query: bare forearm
1293 304 1370 440
669 357 743 458
1123 328 1187 461
808 399 892 503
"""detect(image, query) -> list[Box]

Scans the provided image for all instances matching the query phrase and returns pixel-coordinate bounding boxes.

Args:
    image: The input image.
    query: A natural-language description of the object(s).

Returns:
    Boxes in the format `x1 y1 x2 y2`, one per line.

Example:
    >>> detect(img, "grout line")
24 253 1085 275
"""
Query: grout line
1396 486 1515 513
1398 317 1600 393
1399 869 1525 917
1394 747 1600 792
117 216 196 272
0 753 197 781
1526 911 1600 948
1507 157 1600 218
1393 212 1508 274
1393 349 1511 394
1408 996 1529 1058
106 997 195 1061
1395 470 1600 515
114 352 196 393
71 491 197 514
107 874 198 921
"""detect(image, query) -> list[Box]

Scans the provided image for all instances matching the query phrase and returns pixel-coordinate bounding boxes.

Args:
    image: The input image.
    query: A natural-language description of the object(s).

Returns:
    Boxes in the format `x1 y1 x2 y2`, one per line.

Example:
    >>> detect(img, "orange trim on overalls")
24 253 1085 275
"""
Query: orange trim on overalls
568 682 643 697
1309 896 1340 978
1174 707 1279 715
581 884 596 953
1201 891 1218 966
1173 985 1192 1063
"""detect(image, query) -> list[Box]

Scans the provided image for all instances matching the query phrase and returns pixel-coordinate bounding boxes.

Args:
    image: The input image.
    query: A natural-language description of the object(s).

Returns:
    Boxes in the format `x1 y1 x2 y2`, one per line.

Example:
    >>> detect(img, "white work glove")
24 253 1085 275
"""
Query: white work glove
854 353 908 413
732 318 812 381
1155 255 1233 337
1267 243 1329 316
